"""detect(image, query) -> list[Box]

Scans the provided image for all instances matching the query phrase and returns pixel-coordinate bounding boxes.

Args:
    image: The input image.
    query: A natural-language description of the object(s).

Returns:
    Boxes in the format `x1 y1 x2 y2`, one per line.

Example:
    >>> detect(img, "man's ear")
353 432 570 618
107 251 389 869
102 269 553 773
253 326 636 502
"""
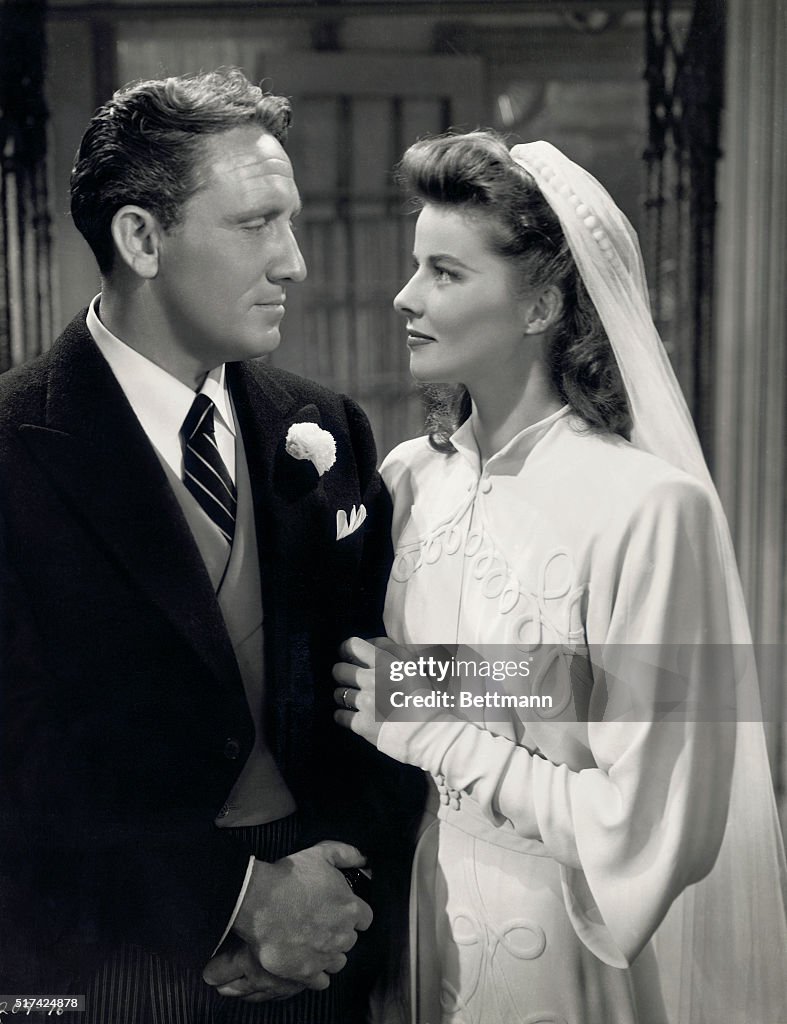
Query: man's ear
110 205 162 279
523 284 563 335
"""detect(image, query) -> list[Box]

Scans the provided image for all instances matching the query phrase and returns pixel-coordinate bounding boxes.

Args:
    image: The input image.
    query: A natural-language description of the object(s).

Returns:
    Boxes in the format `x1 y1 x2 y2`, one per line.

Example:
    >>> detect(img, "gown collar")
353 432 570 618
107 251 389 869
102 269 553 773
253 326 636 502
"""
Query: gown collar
450 405 571 477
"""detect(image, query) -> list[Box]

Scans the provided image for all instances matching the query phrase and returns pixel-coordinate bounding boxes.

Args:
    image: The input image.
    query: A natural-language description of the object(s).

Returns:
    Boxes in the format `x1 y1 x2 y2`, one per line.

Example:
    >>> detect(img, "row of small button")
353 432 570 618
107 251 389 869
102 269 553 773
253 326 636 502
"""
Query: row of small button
217 737 243 818
214 737 242 815
435 772 462 811
223 737 241 760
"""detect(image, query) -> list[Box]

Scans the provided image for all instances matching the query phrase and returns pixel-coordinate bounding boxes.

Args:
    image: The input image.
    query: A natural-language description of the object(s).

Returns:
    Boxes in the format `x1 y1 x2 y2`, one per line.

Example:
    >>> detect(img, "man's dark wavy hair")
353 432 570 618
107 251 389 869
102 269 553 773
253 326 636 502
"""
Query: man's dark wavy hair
70 68 292 274
395 130 631 451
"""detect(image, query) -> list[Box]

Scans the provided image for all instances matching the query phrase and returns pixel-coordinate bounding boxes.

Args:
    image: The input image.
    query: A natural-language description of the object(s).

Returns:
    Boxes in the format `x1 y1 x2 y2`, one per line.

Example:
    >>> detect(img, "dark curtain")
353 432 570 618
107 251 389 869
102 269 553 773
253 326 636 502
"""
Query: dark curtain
644 0 725 459
0 0 52 372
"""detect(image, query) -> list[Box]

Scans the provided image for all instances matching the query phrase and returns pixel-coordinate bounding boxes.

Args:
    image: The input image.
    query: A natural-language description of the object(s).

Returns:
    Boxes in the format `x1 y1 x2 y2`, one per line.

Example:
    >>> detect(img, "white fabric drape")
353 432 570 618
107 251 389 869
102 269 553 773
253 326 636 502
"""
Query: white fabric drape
508 141 787 1024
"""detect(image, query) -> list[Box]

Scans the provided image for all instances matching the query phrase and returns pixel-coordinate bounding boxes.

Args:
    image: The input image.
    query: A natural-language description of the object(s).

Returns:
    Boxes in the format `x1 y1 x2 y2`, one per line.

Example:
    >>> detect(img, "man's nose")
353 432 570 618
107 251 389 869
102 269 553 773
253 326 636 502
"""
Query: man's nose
269 230 307 283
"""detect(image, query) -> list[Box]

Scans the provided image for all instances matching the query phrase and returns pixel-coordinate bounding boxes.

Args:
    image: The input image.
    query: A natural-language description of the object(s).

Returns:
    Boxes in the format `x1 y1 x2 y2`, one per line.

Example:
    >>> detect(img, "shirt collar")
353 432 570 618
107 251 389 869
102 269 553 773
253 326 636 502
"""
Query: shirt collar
86 294 235 475
450 404 571 477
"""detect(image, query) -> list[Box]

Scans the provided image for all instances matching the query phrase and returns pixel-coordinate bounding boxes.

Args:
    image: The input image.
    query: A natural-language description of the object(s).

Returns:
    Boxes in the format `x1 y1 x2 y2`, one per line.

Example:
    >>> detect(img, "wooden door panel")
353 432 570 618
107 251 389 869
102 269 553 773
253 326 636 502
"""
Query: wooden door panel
259 51 483 458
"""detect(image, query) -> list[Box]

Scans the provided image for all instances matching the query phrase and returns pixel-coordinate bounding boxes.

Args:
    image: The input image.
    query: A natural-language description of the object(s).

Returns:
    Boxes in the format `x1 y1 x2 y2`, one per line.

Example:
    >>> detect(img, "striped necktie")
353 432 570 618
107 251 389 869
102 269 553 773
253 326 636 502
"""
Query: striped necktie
181 393 237 542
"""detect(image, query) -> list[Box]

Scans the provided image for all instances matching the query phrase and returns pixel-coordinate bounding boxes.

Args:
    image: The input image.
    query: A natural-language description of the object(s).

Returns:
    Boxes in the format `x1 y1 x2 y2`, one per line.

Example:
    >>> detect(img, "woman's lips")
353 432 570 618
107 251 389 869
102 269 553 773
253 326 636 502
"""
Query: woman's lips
407 329 436 346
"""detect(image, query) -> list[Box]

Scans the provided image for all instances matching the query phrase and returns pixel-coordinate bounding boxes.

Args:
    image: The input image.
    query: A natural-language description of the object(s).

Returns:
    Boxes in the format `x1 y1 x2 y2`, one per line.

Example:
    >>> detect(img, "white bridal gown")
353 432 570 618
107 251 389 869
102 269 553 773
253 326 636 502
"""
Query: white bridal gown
377 407 741 1024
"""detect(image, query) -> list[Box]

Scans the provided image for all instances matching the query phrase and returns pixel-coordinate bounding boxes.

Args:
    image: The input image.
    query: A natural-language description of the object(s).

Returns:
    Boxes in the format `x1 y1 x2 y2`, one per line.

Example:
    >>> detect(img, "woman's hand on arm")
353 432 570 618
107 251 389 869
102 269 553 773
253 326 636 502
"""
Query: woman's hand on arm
332 636 407 746
332 638 491 784
333 636 461 748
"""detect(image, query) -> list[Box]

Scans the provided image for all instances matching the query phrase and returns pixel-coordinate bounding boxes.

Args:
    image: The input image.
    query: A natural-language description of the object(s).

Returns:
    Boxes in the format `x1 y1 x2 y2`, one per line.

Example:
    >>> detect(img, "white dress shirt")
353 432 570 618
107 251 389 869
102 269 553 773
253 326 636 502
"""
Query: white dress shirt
86 295 236 483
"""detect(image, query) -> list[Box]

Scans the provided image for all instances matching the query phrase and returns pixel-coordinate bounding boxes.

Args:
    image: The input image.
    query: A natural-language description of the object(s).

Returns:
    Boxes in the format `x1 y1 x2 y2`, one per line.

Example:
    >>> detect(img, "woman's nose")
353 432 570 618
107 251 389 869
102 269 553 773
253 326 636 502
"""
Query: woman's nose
394 275 421 318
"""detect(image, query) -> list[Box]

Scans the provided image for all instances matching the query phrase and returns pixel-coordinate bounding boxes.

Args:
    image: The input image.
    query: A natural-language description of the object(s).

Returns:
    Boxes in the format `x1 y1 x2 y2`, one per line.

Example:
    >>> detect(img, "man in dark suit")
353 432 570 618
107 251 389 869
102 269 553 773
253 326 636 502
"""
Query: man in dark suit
0 69 419 1022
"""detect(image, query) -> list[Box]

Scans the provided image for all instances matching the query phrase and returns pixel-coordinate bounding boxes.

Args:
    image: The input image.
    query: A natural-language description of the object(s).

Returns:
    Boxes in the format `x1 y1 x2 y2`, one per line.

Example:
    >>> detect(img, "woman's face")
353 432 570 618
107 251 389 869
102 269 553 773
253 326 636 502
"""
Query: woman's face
393 204 535 388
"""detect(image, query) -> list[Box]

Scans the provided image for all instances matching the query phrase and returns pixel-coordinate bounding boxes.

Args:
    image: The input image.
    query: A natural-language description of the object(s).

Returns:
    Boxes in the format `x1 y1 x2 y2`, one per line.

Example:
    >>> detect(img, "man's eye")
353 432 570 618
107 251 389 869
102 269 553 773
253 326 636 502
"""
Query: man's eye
241 220 269 231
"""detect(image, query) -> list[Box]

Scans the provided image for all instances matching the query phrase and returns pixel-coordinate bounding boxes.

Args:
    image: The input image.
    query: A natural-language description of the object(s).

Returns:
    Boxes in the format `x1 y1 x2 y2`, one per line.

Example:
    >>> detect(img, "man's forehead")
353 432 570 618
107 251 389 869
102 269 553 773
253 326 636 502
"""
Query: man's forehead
199 128 295 185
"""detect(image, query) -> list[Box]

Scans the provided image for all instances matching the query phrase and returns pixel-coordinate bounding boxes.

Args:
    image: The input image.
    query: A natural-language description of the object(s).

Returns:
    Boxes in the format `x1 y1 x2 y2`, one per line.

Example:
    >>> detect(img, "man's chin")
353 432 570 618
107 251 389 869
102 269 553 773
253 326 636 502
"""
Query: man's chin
259 327 282 351
241 327 282 360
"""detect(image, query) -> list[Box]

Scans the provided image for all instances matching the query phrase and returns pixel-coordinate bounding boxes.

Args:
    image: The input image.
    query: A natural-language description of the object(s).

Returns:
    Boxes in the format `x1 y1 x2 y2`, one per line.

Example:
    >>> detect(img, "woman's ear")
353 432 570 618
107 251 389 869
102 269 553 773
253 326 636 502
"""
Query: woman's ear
110 205 162 279
523 284 563 335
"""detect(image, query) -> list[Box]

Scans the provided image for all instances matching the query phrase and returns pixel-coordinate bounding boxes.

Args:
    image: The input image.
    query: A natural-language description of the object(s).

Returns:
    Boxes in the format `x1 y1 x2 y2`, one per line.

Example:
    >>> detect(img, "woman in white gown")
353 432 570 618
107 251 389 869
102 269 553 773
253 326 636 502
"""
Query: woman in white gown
333 133 787 1024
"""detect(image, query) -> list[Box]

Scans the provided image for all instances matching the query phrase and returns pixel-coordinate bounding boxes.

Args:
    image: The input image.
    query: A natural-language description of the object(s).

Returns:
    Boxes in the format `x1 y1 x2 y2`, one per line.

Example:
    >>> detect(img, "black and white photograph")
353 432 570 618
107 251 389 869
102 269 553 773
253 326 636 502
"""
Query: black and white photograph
0 1 785 1022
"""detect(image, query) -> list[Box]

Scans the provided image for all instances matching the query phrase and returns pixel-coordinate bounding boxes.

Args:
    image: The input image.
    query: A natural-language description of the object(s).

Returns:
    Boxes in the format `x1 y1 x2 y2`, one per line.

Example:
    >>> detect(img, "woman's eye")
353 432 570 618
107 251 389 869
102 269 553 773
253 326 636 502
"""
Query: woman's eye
435 267 456 282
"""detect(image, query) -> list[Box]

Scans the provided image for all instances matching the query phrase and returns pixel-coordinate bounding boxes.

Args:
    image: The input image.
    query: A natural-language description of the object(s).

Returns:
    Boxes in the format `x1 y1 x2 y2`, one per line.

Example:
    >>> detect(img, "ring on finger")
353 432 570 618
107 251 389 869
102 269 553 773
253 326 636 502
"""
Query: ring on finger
342 687 353 711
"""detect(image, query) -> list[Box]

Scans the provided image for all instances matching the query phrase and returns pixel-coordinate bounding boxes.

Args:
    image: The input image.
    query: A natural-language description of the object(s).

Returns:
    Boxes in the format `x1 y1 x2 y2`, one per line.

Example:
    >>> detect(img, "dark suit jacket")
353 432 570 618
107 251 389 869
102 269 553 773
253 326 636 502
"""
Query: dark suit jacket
0 311 422 990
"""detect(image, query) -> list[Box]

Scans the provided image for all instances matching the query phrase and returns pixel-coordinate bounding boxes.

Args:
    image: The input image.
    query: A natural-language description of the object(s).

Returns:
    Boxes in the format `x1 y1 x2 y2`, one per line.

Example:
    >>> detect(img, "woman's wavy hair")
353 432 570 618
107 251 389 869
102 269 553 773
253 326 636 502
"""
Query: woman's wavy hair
70 68 292 274
395 130 631 451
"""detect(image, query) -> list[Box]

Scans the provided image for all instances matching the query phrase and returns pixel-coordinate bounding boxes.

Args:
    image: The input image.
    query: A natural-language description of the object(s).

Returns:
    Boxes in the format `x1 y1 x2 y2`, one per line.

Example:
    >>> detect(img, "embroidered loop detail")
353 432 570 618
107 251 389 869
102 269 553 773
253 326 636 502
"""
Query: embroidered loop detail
424 536 443 564
482 566 508 599
445 524 463 555
464 529 484 557
530 647 574 718
450 913 481 947
472 551 499 580
392 548 420 582
499 585 521 615
512 609 541 649
540 549 574 601
500 920 547 960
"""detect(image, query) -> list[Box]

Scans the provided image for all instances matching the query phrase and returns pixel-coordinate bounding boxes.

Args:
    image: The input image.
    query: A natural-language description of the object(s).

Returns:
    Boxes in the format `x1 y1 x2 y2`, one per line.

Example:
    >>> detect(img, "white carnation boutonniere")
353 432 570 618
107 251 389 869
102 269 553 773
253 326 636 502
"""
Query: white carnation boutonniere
285 422 337 477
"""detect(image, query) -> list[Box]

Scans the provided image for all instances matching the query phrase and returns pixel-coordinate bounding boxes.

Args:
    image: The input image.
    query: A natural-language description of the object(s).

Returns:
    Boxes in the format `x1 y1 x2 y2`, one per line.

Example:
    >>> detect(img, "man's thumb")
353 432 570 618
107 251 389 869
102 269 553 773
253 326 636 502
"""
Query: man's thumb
317 840 366 870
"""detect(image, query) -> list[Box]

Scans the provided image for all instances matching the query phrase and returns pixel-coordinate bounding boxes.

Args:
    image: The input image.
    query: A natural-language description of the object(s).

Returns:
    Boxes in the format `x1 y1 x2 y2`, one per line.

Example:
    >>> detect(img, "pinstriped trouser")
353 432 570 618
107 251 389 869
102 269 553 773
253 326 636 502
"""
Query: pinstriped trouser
62 817 371 1024
75 945 352 1024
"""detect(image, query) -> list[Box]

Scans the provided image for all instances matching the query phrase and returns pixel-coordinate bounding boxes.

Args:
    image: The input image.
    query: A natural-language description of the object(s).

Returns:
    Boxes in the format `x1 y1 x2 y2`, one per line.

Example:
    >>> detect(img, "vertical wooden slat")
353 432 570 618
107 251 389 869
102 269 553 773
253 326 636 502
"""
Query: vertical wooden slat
115 19 264 86
0 152 10 371
338 95 357 393
401 99 443 153
4 141 25 368
255 51 482 457
35 159 53 355
22 174 39 360
1 0 52 368
758 1 787 805
92 18 117 107
714 0 787 813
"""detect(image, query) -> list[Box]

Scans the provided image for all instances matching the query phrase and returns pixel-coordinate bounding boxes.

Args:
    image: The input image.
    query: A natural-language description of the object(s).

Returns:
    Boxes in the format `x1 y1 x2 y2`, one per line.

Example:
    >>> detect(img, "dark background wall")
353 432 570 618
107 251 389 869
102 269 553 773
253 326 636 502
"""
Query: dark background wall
45 1 670 457
3 0 785 821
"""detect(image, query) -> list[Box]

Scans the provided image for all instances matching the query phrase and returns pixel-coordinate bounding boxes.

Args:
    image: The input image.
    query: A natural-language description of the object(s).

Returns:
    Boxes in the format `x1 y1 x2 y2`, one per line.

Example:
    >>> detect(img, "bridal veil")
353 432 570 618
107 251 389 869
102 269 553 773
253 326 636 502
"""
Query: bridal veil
509 141 787 1024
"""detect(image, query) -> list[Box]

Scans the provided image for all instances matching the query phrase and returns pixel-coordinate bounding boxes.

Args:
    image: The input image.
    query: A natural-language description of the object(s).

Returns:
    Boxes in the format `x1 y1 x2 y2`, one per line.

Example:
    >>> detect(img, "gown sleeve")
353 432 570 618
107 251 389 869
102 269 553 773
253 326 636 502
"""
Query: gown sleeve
377 475 738 966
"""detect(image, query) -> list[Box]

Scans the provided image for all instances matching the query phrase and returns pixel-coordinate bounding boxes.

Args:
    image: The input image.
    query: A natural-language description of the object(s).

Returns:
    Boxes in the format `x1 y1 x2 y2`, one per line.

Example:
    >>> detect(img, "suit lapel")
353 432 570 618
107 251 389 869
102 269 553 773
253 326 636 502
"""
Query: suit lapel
19 320 241 694
227 361 326 528
228 363 332 767
229 361 339 597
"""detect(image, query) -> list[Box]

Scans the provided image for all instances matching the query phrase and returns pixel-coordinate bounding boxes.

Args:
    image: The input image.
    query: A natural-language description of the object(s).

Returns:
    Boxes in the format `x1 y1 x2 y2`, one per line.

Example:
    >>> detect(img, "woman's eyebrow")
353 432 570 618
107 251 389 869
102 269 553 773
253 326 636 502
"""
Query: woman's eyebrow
412 252 476 271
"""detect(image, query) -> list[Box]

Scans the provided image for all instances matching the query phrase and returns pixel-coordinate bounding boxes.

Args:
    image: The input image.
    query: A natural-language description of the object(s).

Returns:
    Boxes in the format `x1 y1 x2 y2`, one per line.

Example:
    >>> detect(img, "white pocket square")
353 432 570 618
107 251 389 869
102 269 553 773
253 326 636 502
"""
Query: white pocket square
336 504 367 540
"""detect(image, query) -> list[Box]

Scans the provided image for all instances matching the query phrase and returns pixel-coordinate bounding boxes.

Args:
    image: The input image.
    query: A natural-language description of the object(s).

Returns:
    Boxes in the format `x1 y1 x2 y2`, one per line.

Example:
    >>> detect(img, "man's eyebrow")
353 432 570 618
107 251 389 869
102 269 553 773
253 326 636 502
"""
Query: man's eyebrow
232 200 303 222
